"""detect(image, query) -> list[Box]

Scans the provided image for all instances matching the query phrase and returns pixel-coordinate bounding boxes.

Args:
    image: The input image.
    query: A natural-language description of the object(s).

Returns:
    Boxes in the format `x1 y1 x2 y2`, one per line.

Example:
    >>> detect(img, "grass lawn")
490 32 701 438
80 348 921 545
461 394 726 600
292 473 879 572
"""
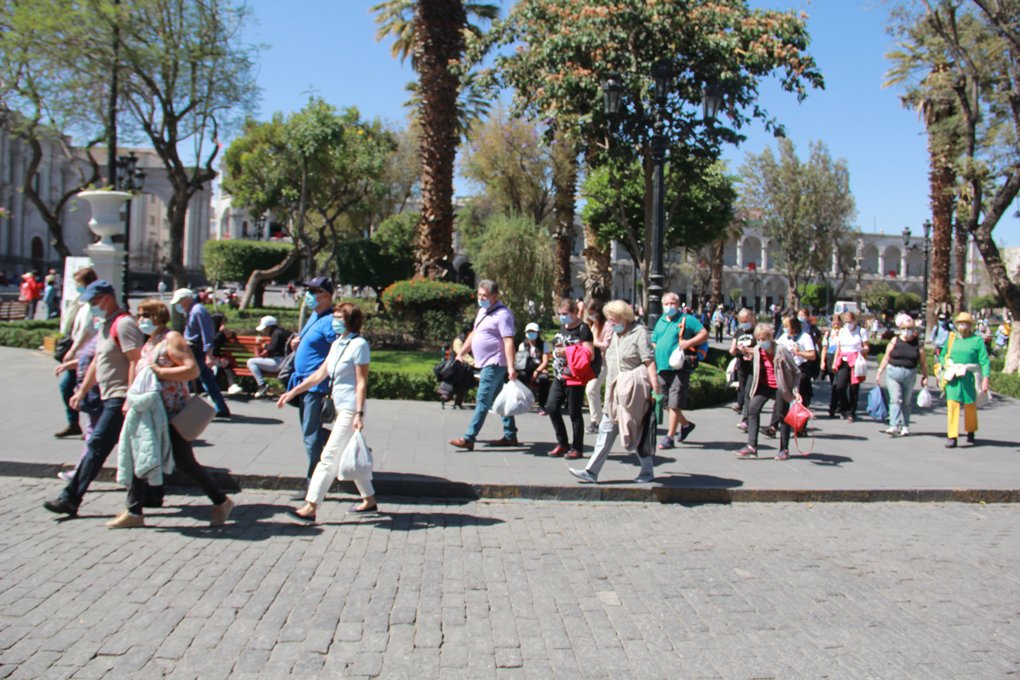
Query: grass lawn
373 350 442 375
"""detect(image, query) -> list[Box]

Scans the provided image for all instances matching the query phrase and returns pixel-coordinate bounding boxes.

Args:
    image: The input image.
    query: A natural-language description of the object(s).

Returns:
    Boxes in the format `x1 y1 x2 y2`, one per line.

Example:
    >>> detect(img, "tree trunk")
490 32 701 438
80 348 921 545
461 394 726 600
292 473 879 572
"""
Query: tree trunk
240 246 303 310
709 238 724 306
1004 327 1020 375
22 138 74 259
552 147 577 300
412 0 466 280
928 153 954 326
952 218 967 312
166 186 190 287
968 222 1020 373
581 222 611 302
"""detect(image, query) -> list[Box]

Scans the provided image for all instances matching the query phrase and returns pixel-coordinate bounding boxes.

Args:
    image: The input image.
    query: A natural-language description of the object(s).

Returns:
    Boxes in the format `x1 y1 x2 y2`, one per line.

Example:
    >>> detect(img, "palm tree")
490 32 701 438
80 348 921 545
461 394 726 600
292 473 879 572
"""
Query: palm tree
886 29 961 328
372 0 499 280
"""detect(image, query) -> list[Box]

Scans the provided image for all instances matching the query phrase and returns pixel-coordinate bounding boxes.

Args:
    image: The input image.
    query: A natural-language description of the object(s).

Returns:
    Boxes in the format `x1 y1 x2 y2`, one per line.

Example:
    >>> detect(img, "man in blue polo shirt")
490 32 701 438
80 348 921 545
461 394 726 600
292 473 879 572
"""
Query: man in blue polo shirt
288 276 338 479
651 292 709 449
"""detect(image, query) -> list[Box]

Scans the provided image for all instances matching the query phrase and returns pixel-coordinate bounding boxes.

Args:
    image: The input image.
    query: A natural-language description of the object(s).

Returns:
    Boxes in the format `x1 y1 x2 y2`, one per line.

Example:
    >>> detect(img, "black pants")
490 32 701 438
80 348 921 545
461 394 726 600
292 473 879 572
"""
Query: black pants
546 378 584 451
715 325 723 343
127 425 227 514
736 364 752 411
747 383 791 451
833 363 860 418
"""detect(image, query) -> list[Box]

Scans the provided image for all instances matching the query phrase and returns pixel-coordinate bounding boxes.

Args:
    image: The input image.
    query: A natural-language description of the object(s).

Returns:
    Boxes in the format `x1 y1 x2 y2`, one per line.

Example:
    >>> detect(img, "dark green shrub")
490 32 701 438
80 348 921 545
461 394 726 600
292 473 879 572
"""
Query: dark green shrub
893 292 923 313
203 240 298 283
369 369 475 402
0 319 61 349
382 279 474 348
990 372 1020 399
688 366 733 410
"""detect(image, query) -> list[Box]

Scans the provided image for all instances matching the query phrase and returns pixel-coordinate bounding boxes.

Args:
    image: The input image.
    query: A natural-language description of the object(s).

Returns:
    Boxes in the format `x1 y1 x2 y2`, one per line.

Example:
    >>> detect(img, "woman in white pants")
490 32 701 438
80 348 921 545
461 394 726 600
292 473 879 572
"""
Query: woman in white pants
277 302 374 521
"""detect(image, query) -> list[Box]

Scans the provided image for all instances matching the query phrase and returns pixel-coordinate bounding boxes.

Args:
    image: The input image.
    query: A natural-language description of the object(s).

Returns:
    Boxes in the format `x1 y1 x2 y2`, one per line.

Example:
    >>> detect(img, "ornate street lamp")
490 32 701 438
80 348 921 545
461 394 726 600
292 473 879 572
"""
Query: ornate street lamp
254 213 267 241
902 222 932 327
602 63 721 328
116 153 145 308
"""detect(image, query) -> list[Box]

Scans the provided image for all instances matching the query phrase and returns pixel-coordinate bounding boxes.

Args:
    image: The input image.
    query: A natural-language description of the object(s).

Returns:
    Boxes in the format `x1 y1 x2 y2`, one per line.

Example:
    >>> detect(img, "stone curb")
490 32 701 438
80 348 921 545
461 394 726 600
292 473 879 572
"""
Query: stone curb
5 460 1018 504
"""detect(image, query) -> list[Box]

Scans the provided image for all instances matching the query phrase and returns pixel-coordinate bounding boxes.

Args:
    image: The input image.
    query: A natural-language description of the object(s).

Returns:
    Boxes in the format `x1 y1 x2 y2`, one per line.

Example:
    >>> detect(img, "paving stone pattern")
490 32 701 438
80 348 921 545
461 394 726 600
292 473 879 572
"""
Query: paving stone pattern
2 478 1019 679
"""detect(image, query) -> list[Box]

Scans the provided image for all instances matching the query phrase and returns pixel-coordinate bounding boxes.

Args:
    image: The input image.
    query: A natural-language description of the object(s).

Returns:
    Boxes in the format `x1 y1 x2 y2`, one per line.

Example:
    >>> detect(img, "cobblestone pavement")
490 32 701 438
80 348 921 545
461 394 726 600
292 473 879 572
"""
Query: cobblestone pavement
1 478 1018 679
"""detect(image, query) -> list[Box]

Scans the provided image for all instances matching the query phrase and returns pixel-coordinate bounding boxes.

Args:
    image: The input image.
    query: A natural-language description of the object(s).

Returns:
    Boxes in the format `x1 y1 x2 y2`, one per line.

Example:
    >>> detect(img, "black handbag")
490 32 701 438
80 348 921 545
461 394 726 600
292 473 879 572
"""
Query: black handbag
54 336 73 363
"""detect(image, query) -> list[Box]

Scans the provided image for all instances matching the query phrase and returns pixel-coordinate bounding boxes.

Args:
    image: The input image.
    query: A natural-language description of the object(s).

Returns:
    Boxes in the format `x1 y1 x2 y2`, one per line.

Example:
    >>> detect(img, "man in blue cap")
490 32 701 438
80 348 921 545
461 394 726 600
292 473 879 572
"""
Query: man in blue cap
288 276 337 480
44 280 145 517
171 287 230 418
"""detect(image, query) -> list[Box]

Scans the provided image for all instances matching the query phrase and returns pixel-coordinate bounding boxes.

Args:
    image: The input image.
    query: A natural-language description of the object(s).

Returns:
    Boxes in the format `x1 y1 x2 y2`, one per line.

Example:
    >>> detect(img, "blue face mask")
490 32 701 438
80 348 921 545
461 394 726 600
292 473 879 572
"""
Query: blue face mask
526 332 538 341
663 306 679 318
75 285 85 294
759 340 773 351
559 314 571 325
138 318 156 335
305 291 319 309
739 322 753 331
332 319 347 335
613 323 626 334
478 298 491 309
174 303 186 316
90 304 107 321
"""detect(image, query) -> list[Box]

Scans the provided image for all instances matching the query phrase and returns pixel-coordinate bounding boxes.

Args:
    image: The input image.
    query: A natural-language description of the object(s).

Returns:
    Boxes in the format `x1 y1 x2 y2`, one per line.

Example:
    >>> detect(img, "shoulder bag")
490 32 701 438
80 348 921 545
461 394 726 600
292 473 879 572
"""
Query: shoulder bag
320 336 358 425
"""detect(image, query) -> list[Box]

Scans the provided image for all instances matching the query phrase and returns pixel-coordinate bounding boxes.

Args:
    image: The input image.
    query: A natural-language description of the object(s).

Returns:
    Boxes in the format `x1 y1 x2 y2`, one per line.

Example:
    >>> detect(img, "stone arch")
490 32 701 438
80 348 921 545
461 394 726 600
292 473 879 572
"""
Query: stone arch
861 243 880 274
883 245 902 277
906 248 924 277
741 236 762 268
723 238 738 267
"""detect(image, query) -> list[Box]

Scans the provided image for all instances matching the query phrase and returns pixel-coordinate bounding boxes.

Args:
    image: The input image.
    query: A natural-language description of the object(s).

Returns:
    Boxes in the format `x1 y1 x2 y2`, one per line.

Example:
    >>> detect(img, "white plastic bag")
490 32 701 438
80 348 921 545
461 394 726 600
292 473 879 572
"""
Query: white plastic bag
915 387 933 409
339 431 373 480
725 357 738 385
668 346 686 370
490 379 534 418
853 353 868 380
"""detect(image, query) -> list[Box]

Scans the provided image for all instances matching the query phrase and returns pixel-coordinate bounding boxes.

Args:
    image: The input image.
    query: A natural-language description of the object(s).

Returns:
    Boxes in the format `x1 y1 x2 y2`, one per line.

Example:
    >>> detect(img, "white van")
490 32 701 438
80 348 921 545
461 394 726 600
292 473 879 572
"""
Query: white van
832 300 861 316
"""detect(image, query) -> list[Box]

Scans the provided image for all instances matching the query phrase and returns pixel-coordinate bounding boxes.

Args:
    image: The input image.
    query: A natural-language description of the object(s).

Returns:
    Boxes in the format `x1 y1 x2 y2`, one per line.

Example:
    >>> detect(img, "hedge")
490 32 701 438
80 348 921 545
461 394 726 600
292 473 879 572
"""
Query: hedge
202 240 298 284
0 319 61 349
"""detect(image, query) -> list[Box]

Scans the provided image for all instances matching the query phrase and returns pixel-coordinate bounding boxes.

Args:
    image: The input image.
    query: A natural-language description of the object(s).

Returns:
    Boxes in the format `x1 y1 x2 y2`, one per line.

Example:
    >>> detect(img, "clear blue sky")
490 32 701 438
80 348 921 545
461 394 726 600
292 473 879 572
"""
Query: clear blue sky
240 0 1020 248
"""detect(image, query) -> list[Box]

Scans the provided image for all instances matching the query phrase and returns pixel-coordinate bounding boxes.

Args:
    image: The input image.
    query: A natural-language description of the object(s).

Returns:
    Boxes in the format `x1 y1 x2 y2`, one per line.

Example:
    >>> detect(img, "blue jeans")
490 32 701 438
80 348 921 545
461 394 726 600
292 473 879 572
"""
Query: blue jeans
59 397 125 508
464 365 516 442
59 369 78 427
189 343 230 415
298 391 328 479
885 365 917 429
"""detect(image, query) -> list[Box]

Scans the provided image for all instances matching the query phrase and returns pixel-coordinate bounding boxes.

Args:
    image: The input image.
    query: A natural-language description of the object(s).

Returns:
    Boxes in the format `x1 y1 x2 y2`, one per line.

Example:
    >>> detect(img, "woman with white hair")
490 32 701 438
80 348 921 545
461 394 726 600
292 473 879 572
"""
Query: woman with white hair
875 313 929 436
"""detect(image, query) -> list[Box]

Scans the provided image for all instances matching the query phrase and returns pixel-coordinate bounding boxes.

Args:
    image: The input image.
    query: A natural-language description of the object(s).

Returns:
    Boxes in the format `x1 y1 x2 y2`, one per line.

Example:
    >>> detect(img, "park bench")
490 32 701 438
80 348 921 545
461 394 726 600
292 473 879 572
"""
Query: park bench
0 300 29 321
220 334 265 378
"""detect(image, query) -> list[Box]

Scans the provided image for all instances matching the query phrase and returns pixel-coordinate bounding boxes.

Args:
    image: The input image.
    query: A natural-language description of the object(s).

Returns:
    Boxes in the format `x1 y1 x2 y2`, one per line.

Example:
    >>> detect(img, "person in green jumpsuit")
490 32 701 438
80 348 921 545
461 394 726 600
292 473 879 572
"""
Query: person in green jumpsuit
938 312 991 448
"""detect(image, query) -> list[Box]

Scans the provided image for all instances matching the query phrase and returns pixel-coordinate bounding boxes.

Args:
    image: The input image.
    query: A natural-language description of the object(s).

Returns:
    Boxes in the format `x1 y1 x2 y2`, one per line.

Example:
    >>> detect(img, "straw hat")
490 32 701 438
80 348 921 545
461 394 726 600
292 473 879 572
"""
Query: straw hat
955 311 975 325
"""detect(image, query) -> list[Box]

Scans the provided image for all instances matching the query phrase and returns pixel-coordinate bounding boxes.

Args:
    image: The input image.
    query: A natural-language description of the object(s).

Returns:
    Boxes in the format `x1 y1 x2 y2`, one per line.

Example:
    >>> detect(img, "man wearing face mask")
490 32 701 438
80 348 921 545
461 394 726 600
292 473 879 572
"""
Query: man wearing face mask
170 288 231 419
449 280 518 451
44 280 144 517
939 312 991 448
53 267 99 438
651 291 709 449
287 277 339 479
931 312 953 354
728 308 757 419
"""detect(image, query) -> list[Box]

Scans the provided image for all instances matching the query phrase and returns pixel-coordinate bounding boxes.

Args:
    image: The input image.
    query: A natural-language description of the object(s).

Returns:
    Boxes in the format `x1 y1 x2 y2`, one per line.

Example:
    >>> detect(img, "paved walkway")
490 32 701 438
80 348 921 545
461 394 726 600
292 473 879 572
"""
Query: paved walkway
2 346 1018 503
2 477 1019 678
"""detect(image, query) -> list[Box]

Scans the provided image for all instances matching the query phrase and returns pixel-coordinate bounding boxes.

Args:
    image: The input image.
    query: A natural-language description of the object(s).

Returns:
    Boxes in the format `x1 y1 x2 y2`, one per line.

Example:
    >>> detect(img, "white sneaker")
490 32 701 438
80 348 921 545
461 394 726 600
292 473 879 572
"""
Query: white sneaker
882 427 900 436
254 384 269 398
568 468 598 484
900 427 909 436
226 384 244 395
633 472 655 484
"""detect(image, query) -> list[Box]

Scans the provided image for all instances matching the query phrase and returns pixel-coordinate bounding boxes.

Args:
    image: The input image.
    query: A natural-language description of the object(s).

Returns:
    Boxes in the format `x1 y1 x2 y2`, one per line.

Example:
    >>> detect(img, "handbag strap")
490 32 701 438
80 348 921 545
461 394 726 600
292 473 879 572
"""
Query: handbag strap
326 334 358 390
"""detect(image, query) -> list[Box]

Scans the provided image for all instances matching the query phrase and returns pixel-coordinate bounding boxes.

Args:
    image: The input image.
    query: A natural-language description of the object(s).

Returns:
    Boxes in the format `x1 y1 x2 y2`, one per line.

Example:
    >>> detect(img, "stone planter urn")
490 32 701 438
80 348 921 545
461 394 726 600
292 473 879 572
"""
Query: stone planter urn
76 190 132 248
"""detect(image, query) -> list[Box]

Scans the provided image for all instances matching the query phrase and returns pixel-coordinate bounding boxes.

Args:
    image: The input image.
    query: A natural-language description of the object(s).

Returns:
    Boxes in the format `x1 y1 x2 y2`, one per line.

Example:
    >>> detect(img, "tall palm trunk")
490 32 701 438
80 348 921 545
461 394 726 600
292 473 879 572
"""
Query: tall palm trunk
581 223 611 301
552 138 577 299
928 151 954 324
709 237 725 306
413 0 465 279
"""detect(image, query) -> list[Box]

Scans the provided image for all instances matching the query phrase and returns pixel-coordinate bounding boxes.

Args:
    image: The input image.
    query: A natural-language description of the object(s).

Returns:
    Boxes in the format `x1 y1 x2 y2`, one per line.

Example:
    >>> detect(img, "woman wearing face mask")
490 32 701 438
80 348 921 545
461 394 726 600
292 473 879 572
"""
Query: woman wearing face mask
733 324 801 460
875 314 929 436
831 311 869 422
546 298 595 459
584 300 611 433
938 312 991 448
53 267 99 439
280 303 373 520
568 300 661 484
728 308 756 421
107 299 235 528
517 322 551 409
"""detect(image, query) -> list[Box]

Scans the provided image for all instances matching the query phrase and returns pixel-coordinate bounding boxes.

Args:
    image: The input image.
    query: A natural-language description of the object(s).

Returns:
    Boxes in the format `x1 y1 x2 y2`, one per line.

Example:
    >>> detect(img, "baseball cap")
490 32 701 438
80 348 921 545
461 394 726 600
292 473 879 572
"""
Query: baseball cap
170 288 194 304
525 322 540 333
256 315 278 332
299 276 334 295
80 279 116 303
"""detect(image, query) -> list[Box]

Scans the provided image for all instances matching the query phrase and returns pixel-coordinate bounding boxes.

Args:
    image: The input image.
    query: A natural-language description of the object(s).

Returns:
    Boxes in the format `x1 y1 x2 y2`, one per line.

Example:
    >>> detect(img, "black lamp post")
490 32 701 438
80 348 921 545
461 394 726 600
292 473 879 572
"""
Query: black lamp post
902 222 932 327
254 213 267 241
749 263 759 314
115 153 145 308
602 63 722 328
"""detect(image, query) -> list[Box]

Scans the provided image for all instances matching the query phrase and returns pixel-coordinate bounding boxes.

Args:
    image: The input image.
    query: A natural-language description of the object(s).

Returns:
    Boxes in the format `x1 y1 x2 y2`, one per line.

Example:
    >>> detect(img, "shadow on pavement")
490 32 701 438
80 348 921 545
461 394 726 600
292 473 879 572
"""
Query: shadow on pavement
799 453 853 466
324 511 506 531
222 414 286 426
151 502 324 540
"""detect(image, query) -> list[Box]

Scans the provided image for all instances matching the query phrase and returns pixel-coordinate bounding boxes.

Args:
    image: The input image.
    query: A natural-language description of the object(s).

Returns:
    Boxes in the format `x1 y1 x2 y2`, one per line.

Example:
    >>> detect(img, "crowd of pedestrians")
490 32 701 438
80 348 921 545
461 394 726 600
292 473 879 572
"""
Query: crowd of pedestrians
36 267 1000 525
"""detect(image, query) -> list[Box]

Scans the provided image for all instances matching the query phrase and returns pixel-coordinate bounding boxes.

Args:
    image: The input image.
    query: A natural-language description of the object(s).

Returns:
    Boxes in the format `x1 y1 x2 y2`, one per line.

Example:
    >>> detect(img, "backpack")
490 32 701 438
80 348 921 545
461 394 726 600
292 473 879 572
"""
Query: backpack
807 326 823 379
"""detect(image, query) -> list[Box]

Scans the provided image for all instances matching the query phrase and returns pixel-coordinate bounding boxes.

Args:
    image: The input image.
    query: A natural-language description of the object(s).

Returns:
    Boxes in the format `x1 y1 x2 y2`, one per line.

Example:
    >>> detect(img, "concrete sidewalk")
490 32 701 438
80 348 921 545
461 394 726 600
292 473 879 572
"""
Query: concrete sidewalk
2 346 1018 503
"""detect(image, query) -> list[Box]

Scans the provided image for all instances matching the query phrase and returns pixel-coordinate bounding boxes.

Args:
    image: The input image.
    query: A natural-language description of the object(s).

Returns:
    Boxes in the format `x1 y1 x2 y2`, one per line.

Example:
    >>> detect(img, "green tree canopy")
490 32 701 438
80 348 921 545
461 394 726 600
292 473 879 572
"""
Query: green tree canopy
738 139 856 309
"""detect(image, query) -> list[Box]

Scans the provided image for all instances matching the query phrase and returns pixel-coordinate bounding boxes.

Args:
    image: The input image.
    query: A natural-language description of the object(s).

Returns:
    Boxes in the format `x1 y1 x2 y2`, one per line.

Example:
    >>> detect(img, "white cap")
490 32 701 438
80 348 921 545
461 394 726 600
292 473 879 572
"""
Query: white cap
525 322 540 333
170 288 194 304
256 315 278 332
